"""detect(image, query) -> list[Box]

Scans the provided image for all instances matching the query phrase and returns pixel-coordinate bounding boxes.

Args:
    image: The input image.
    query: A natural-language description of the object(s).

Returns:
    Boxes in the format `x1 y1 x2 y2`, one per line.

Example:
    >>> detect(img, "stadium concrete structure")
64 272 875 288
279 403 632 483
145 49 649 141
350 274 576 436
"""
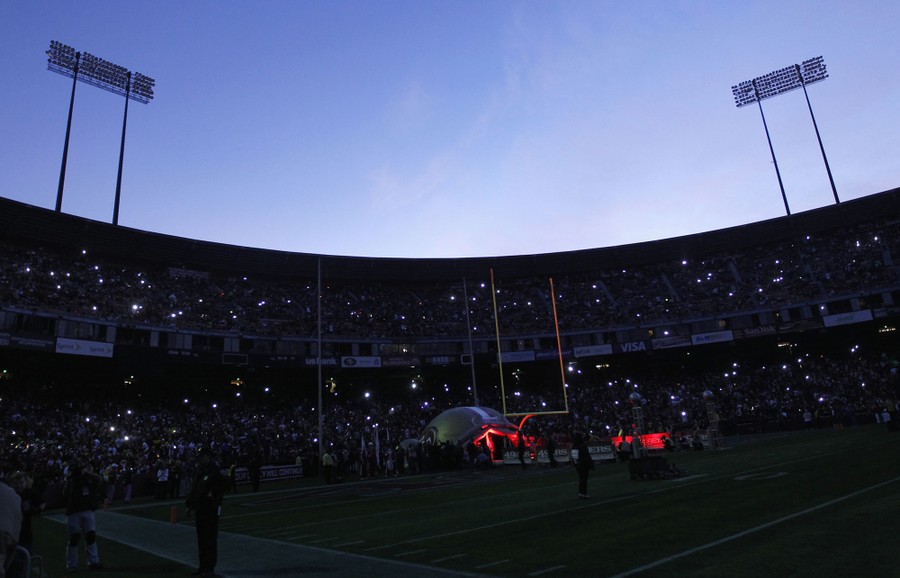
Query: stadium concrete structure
2 188 900 394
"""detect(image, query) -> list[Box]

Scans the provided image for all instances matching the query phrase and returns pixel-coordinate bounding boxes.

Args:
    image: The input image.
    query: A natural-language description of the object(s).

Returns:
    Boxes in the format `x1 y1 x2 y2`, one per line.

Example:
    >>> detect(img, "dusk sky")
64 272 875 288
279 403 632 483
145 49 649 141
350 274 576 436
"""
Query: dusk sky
2 2 899 258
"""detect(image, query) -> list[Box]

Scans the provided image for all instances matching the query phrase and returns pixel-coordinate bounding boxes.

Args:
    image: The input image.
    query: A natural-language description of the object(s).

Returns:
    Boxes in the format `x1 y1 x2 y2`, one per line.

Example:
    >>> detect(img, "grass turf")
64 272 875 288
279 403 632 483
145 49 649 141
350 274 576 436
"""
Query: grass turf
30 424 900 577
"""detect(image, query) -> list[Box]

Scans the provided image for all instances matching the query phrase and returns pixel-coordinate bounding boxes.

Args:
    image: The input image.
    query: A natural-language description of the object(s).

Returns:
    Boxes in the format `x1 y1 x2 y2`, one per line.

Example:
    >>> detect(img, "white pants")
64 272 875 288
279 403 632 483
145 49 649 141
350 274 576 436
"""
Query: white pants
66 510 99 569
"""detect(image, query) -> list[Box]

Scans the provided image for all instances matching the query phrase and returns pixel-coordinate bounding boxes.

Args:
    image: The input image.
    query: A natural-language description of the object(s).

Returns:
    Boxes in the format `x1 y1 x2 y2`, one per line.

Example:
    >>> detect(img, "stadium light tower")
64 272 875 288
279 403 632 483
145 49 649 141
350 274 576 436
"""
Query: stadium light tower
732 56 838 215
47 40 155 225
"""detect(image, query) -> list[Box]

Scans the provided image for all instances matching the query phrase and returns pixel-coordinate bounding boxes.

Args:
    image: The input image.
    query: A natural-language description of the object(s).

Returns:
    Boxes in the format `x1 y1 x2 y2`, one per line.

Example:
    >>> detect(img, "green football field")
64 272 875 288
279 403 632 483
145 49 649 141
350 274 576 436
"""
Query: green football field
32 423 900 577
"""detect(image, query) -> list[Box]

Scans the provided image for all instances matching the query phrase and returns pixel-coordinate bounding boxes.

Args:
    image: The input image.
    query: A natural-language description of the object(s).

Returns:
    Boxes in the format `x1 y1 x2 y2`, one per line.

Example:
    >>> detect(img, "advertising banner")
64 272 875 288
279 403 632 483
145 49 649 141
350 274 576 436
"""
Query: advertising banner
610 432 671 451
612 340 652 354
0 333 55 352
56 337 114 358
502 441 615 465
232 464 304 484
734 325 778 339
341 356 382 368
381 356 422 367
499 351 536 363
691 330 734 346
779 319 823 333
536 349 572 361
651 335 692 350
303 357 338 366
573 344 614 358
823 310 873 327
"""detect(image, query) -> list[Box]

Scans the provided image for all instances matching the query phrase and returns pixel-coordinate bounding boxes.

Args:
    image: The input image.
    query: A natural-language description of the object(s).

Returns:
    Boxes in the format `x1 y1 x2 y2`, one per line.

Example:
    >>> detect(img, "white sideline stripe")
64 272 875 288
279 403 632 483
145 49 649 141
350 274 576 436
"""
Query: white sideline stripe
45 511 484 578
394 549 427 557
608 475 900 578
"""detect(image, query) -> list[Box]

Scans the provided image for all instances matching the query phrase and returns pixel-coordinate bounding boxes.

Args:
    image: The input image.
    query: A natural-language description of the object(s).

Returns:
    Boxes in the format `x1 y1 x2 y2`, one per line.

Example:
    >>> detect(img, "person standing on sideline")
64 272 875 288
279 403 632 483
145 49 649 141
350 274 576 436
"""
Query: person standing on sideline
8 471 43 553
546 433 558 468
185 449 229 578
101 464 114 506
248 454 261 493
121 461 134 504
64 460 104 571
228 462 237 494
517 434 527 470
571 433 594 499
322 449 336 484
155 460 169 499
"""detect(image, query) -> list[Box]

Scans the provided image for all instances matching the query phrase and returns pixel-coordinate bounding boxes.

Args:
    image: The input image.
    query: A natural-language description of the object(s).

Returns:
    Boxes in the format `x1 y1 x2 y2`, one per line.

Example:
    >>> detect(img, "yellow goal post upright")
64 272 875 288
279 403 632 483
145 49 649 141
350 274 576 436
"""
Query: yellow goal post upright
490 269 570 430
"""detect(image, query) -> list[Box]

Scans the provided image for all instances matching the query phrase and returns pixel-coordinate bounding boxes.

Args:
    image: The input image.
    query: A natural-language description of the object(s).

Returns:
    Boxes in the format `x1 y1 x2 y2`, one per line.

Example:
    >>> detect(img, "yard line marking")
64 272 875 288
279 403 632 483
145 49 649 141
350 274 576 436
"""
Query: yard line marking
221 470 551 523
266 527 307 537
475 559 511 569
364 490 403 497
307 537 338 544
670 474 707 482
333 540 365 547
393 440 897 549
283 534 317 541
528 565 567 576
394 549 427 558
608 475 900 578
340 446 850 552
399 494 636 544
432 553 467 563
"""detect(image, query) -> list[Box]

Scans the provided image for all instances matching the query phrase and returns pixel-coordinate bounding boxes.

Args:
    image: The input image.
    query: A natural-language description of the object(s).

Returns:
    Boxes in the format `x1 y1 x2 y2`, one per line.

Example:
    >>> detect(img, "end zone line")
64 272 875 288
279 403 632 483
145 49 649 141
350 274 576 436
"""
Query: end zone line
608 475 900 578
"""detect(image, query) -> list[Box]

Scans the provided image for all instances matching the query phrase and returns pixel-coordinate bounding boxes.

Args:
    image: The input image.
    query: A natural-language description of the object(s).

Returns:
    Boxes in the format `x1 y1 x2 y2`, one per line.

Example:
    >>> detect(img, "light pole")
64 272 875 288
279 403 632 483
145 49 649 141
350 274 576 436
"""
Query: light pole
462 278 479 406
732 56 837 214
47 41 155 224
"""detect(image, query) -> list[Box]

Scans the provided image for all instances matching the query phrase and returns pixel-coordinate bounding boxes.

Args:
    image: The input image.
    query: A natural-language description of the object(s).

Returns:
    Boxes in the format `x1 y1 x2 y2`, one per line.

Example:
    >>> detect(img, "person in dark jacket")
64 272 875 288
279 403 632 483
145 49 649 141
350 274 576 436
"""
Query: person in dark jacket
571 433 595 499
517 434 528 470
546 433 558 468
8 471 44 553
185 449 229 577
248 454 261 492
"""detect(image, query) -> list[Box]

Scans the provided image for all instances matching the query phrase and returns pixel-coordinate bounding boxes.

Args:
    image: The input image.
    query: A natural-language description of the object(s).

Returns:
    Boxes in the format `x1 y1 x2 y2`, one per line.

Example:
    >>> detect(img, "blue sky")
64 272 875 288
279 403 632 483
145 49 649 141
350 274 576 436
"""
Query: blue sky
1 2 899 258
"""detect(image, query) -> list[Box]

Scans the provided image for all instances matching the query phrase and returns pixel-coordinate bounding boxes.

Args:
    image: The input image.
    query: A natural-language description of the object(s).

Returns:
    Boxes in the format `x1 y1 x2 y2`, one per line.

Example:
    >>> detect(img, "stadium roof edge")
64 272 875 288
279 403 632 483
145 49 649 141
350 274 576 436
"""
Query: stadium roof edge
1 189 899 281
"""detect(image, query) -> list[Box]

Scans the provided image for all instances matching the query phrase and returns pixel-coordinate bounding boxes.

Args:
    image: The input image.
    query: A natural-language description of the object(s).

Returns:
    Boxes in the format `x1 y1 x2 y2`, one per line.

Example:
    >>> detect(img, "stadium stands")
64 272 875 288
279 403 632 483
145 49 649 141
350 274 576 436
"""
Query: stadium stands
1 190 899 503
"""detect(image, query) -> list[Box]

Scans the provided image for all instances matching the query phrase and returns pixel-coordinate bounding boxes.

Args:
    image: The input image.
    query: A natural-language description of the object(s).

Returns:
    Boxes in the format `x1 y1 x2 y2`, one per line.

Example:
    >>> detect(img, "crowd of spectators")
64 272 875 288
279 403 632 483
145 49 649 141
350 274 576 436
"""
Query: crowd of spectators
2 212 900 515
1 220 897 340
2 337 897 508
